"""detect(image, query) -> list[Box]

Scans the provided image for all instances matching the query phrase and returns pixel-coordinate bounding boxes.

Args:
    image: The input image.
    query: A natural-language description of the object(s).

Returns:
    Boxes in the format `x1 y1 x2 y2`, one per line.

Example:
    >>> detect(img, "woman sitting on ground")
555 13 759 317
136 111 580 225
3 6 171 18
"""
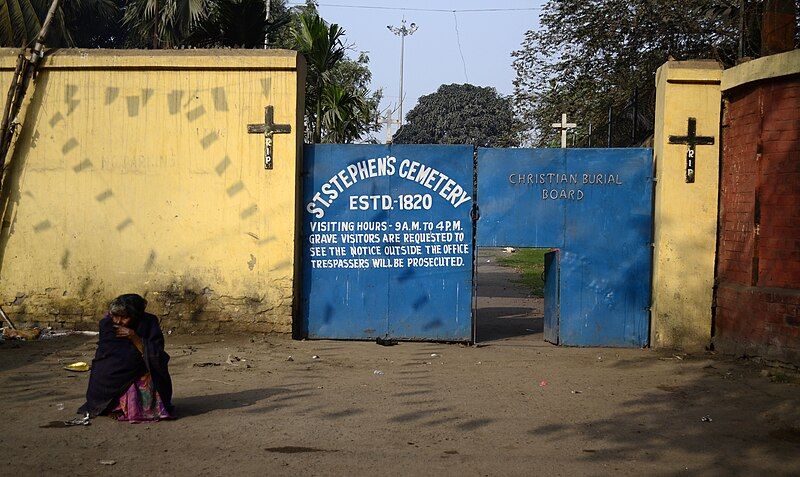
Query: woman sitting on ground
77 294 174 422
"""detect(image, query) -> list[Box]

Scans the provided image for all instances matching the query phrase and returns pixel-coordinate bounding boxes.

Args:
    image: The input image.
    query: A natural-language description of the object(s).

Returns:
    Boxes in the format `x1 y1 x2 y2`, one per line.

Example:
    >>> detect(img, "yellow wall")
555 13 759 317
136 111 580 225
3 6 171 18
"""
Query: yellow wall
0 49 306 333
651 60 722 350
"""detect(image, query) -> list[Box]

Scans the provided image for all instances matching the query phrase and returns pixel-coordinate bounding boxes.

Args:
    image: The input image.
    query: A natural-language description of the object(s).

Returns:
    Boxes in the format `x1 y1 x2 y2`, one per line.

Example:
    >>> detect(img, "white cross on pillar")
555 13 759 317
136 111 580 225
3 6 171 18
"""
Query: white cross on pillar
551 113 577 149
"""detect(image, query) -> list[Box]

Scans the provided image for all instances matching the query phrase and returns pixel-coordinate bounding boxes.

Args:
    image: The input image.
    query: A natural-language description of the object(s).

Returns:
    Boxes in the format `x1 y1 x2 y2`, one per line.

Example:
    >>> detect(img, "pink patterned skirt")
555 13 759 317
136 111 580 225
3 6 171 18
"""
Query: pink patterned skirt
112 373 174 422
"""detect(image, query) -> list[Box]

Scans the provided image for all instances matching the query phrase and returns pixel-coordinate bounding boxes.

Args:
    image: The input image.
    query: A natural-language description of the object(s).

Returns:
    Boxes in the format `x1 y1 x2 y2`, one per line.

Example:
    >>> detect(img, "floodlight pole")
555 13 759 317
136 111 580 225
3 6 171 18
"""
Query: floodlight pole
388 19 418 126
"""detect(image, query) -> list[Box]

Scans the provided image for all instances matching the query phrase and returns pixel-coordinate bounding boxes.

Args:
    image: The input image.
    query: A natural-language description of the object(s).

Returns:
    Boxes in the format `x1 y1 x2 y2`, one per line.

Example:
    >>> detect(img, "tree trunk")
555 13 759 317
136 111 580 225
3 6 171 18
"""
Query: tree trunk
152 0 159 48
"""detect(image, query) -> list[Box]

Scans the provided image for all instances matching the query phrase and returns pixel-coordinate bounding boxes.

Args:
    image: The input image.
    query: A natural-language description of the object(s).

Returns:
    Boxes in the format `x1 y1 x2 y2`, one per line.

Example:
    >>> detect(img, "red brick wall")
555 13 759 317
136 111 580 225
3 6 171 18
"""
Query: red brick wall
715 74 800 364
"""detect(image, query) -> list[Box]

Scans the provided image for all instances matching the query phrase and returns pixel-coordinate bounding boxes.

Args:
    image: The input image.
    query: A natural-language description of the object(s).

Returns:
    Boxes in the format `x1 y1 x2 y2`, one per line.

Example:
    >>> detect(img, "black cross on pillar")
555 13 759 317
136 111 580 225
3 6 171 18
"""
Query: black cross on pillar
668 117 714 183
247 106 291 170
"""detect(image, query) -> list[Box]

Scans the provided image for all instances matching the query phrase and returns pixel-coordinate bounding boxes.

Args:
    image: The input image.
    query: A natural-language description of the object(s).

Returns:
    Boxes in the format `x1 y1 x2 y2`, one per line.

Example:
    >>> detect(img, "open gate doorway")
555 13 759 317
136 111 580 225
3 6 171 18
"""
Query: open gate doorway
473 247 552 344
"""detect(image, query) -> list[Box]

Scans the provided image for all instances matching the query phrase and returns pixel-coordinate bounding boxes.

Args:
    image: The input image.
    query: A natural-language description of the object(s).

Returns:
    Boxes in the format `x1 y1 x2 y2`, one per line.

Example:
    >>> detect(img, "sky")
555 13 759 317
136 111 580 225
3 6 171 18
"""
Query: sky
304 1 546 142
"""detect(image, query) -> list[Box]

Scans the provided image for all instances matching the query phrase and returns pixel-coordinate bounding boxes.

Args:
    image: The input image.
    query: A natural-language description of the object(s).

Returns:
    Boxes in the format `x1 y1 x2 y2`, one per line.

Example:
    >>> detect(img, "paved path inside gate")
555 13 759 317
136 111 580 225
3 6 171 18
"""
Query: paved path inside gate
2 284 799 475
475 247 545 343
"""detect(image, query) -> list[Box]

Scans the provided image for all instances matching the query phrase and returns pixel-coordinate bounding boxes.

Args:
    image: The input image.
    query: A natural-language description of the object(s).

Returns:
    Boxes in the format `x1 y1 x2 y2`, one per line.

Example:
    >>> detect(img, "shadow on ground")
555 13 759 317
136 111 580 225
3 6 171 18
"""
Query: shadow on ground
528 362 800 475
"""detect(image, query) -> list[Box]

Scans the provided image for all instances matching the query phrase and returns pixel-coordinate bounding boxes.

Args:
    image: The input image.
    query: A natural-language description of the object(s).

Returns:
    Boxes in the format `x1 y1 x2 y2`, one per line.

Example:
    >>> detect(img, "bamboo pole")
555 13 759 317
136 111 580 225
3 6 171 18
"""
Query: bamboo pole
0 0 61 172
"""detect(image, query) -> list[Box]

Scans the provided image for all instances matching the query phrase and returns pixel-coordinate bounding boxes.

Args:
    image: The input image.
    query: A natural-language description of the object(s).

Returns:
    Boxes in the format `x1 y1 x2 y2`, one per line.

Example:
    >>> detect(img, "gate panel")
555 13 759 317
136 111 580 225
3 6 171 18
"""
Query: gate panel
302 144 474 341
543 250 560 344
302 144 390 339
386 145 474 340
559 149 653 346
476 148 653 347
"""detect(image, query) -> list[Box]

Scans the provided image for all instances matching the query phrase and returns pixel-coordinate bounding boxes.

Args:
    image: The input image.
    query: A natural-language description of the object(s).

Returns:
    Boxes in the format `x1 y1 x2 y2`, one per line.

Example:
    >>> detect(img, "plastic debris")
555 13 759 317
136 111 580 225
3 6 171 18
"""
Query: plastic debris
99 460 116 466
571 390 582 394
701 415 713 422
430 353 439 358
226 354 246 364
64 362 90 372
373 370 385 376
311 355 320 360
286 356 294 362
64 413 91 426
56 403 65 411
486 259 491 263
502 247 517 253
539 380 548 387
597 356 603 361
39 329 99 340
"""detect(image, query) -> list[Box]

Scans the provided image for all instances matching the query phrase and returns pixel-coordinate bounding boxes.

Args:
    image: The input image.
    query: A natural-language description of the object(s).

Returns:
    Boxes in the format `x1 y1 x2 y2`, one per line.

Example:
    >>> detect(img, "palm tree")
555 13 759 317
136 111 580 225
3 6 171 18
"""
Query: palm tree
291 10 345 142
0 0 116 47
321 82 374 143
122 0 209 48
0 0 48 46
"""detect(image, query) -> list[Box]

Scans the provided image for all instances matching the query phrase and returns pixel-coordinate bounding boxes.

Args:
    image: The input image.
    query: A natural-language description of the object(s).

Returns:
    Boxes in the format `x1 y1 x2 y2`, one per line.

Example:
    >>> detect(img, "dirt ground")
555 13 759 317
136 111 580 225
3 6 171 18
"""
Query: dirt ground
1 249 799 476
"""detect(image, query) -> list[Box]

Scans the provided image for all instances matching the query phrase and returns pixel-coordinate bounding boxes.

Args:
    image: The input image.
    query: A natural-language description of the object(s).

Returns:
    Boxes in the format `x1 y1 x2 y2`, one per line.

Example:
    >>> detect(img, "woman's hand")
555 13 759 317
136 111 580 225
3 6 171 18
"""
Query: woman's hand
113 325 137 340
114 325 144 353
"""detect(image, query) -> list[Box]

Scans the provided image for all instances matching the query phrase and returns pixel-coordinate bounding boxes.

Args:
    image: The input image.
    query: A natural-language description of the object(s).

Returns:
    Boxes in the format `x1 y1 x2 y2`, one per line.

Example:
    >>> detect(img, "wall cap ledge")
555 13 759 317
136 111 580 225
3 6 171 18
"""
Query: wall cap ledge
721 49 800 92
656 59 723 86
0 48 301 71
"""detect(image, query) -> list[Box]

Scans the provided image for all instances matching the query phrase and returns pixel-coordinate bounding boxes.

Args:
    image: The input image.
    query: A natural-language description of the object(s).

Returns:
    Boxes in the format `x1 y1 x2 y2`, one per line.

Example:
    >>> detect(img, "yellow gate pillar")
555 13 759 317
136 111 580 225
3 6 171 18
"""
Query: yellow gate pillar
651 60 723 351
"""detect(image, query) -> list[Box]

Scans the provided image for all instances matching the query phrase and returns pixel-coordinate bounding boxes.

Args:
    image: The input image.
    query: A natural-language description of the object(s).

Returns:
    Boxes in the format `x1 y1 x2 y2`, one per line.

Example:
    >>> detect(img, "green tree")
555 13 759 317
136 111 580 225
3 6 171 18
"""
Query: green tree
323 52 381 143
291 10 345 143
185 0 290 48
0 0 117 47
0 0 53 46
511 0 754 146
122 0 209 48
320 83 370 143
392 83 519 147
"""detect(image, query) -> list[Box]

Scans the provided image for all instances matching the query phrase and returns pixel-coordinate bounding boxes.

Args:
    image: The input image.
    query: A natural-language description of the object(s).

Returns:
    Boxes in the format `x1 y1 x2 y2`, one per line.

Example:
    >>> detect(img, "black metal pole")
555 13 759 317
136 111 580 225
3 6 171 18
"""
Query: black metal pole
607 106 612 147
632 87 638 143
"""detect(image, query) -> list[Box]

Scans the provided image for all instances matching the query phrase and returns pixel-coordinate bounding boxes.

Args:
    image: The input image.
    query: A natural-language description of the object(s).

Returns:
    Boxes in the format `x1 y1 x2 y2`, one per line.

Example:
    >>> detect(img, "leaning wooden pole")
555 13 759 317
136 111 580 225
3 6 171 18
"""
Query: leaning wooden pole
0 0 61 173
0 0 60 331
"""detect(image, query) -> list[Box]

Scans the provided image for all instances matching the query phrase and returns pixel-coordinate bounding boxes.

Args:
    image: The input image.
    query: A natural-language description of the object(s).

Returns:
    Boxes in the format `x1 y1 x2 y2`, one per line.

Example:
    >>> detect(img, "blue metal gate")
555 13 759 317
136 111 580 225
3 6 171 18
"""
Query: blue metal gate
301 144 474 341
301 145 653 346
477 148 653 347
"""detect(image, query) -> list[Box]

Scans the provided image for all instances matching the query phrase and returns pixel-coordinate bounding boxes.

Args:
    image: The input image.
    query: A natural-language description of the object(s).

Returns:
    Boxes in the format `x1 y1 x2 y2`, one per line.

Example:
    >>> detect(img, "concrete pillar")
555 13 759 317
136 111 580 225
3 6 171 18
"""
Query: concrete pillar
651 60 723 351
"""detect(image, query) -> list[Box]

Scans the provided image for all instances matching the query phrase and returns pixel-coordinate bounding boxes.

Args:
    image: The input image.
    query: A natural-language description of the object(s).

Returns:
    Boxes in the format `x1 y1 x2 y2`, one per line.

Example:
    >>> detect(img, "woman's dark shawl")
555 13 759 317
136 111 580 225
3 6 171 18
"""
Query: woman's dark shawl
77 313 173 416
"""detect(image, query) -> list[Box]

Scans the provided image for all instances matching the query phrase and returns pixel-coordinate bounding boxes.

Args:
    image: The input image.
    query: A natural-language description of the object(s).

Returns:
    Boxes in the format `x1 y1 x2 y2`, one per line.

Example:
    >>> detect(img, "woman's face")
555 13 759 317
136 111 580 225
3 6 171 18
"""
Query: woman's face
111 314 133 328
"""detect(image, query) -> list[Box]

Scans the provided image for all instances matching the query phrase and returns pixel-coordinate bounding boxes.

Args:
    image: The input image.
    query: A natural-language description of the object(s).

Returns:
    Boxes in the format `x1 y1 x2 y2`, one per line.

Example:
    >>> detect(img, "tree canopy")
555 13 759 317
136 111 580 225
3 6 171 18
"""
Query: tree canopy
511 0 798 147
392 83 518 147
